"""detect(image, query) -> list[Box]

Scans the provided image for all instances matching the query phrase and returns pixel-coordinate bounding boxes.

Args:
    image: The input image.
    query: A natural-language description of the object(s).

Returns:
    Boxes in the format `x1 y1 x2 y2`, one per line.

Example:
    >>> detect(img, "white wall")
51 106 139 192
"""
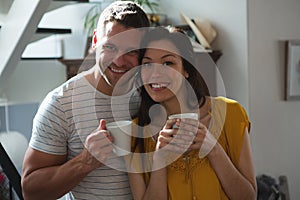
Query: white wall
4 60 66 104
248 0 300 199
163 0 300 198
4 0 249 107
160 0 249 110
0 0 52 94
1 3 95 103
3 0 300 198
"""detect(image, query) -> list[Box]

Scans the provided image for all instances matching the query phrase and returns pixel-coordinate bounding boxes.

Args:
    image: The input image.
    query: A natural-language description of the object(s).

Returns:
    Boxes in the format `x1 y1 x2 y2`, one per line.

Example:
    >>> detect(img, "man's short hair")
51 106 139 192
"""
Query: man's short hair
98 1 150 29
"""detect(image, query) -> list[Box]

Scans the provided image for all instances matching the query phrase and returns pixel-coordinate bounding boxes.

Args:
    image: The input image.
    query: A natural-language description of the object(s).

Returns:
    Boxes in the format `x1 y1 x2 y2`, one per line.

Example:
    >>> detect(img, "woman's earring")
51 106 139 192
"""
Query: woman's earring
185 72 189 78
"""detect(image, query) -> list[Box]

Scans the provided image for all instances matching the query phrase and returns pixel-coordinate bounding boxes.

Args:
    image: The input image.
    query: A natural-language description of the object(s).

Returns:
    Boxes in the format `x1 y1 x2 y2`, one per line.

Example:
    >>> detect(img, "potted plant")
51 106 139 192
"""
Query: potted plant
84 3 102 37
83 0 164 56
84 0 163 36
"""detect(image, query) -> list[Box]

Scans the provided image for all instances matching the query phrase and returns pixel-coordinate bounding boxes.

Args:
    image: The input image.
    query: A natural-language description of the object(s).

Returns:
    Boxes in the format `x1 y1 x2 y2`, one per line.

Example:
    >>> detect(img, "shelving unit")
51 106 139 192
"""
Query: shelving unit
59 50 222 80
59 55 95 80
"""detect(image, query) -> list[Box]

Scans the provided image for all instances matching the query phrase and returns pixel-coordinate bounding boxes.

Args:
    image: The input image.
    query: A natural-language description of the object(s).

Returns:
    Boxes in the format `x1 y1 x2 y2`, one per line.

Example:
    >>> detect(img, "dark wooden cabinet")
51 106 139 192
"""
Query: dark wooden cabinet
59 55 95 80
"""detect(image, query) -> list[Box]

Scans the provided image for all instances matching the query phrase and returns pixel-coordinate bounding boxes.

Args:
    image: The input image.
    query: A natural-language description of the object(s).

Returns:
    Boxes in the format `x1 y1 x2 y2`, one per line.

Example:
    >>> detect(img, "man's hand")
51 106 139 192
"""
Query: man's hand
81 119 114 169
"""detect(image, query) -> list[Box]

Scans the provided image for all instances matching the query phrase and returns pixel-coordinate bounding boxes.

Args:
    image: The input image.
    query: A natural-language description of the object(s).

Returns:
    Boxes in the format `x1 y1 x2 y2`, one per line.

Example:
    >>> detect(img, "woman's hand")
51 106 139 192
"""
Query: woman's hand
156 118 199 154
156 118 217 157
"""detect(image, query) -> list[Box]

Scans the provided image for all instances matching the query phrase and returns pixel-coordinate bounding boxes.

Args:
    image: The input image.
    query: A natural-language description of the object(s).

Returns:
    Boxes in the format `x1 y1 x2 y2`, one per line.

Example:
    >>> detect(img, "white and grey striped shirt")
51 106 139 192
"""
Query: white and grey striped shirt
30 73 140 200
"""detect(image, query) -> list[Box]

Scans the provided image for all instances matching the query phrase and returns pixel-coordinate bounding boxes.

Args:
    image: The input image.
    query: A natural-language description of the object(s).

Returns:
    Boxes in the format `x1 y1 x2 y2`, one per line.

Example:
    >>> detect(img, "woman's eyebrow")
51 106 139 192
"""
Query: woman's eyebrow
161 54 177 59
142 53 178 62
142 56 152 60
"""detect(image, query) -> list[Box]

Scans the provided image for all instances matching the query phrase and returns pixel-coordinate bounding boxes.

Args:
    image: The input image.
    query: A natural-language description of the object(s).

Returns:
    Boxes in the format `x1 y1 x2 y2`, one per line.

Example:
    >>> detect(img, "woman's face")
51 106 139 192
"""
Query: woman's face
141 39 189 104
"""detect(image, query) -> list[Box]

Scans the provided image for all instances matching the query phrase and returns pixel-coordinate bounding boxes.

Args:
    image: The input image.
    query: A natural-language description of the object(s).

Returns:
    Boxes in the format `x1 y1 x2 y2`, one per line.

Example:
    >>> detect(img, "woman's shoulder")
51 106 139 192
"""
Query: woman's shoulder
211 96 244 109
212 96 238 104
210 96 249 121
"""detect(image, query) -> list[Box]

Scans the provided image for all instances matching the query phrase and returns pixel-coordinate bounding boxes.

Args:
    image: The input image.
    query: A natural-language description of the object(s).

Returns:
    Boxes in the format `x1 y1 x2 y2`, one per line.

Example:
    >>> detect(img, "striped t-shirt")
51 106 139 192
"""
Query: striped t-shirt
30 73 140 199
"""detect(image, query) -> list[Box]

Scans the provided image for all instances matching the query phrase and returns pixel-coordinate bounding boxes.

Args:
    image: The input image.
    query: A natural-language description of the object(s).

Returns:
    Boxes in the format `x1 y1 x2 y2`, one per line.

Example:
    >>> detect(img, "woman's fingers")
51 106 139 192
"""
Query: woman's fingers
158 119 214 155
164 118 177 129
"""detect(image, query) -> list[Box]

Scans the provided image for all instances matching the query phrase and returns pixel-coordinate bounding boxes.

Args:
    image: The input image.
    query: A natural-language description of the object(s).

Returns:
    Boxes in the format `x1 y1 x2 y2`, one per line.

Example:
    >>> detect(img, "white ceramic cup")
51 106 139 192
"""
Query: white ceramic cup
168 113 199 120
168 113 199 128
106 120 132 156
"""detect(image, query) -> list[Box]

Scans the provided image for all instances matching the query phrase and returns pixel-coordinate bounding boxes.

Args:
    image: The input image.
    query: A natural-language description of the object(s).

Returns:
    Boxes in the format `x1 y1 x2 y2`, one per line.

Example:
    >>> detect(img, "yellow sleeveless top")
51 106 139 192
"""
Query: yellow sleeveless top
132 97 250 200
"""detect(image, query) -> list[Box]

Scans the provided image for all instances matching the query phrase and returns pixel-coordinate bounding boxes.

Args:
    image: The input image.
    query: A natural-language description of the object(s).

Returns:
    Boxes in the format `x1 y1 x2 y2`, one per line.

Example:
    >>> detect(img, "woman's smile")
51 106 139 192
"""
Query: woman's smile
149 82 169 90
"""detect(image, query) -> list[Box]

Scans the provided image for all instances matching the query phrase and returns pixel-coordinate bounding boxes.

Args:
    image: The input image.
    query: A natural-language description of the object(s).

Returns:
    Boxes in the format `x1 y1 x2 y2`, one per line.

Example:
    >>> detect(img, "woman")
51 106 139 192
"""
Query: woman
128 27 257 200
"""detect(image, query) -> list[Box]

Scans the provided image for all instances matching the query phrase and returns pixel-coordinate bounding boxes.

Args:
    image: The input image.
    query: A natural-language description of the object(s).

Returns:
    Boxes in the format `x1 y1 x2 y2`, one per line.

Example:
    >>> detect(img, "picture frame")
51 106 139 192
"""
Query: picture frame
285 40 300 100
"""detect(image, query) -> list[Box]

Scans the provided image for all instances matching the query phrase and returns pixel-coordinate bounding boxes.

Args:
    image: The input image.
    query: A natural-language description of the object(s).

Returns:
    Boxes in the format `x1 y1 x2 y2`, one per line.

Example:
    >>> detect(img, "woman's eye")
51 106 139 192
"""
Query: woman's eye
163 61 173 66
142 62 152 67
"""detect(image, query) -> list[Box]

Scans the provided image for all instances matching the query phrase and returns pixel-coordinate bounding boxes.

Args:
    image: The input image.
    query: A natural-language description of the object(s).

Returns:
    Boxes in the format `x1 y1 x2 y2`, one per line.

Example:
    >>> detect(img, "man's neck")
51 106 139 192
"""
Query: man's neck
85 68 114 96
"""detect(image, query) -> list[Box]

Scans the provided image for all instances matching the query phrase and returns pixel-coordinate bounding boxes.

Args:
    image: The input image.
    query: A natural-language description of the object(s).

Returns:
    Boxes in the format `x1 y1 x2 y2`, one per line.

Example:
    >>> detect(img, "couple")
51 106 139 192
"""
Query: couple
21 1 256 200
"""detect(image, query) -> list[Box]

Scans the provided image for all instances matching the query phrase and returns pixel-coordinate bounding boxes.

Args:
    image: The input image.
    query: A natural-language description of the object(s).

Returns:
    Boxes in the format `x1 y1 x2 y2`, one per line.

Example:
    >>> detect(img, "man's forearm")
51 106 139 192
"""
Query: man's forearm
22 154 97 200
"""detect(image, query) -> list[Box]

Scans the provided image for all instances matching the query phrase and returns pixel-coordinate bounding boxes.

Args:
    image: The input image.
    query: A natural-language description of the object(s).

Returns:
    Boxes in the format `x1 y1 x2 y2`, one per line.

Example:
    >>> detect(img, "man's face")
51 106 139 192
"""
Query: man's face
96 21 144 88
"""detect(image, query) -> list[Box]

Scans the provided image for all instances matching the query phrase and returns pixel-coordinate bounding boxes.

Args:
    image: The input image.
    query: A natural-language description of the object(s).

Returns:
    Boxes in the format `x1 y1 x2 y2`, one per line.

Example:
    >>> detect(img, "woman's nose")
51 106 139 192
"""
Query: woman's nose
151 64 166 75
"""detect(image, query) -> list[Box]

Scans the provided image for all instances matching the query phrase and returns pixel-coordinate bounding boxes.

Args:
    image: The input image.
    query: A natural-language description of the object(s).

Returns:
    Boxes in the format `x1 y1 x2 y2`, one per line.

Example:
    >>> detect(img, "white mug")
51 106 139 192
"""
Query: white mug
106 120 132 156
168 113 198 128
168 113 198 120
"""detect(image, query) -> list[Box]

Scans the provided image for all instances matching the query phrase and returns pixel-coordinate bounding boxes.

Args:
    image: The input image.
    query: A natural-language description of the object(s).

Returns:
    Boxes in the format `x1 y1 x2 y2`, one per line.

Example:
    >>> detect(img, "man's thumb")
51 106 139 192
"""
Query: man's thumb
99 119 106 130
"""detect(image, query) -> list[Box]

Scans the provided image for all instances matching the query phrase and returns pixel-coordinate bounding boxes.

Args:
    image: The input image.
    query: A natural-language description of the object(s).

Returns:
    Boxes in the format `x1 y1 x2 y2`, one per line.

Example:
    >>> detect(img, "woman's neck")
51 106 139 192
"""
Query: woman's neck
162 88 198 116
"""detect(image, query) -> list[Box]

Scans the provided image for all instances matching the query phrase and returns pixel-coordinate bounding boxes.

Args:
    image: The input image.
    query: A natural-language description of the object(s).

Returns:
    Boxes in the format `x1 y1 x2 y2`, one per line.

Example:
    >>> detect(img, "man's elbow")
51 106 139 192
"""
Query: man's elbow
21 174 40 200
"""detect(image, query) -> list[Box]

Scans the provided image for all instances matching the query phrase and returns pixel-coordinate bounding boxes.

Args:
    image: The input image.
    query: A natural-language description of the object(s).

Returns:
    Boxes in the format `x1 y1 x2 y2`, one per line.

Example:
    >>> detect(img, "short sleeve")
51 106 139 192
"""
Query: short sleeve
220 98 250 166
29 90 68 155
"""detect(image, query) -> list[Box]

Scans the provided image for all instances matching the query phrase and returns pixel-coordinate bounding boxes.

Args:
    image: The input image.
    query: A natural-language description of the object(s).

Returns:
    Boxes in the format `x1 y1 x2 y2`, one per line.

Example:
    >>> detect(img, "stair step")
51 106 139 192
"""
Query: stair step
47 1 76 12
22 35 64 60
21 57 63 60
29 27 71 43
36 27 71 34
52 0 89 2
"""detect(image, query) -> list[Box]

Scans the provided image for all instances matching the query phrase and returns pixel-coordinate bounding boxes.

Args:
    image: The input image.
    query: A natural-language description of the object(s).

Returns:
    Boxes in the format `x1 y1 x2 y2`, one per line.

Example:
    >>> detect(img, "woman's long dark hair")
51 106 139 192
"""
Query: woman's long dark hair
133 27 210 153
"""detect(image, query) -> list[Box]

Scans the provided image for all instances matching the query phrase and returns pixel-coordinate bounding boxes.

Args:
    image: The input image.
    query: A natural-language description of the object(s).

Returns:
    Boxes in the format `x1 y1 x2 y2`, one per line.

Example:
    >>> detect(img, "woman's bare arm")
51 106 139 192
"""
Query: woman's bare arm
207 128 257 200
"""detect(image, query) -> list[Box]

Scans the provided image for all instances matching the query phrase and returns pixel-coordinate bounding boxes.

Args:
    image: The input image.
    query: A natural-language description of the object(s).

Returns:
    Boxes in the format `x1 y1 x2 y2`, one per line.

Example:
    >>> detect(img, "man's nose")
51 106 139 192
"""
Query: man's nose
113 52 127 67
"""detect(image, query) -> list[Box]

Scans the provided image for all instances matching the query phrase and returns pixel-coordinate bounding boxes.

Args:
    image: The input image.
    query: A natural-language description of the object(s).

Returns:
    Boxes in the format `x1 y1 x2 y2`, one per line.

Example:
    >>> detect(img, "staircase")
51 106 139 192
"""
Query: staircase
0 0 97 94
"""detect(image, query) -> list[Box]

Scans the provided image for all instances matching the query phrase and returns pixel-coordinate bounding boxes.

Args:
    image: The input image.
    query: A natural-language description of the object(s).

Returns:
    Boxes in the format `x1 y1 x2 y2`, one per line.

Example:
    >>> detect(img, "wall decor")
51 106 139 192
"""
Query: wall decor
285 40 300 100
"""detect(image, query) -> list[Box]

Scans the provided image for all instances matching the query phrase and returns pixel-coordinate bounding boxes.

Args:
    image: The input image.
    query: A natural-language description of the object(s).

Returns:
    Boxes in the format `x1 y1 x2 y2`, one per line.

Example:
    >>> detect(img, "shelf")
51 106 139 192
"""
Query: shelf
59 56 95 80
59 50 221 80
208 50 222 63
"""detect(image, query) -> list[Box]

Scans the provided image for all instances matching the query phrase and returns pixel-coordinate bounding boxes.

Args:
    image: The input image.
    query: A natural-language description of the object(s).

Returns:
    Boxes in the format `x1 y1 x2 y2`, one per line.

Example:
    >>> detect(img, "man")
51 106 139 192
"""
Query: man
21 1 150 199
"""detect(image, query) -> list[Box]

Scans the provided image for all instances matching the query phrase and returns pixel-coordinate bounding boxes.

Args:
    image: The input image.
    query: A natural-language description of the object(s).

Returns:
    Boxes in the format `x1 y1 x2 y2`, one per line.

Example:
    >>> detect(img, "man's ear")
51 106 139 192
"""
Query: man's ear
92 29 97 49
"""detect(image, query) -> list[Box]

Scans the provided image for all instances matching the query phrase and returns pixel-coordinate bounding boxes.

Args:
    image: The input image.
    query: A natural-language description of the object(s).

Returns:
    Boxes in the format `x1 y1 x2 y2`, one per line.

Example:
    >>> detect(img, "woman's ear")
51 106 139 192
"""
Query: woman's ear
184 71 189 78
92 29 97 49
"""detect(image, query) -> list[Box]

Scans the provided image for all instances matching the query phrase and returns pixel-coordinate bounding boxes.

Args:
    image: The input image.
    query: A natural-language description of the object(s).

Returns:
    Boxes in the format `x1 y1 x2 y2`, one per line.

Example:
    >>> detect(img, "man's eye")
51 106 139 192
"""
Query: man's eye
126 50 139 56
103 45 116 52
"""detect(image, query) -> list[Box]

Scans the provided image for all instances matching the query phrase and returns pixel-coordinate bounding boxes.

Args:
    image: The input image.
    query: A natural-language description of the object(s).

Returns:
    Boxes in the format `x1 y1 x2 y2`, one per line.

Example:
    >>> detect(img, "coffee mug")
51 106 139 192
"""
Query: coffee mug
168 113 198 128
106 120 132 156
168 113 198 120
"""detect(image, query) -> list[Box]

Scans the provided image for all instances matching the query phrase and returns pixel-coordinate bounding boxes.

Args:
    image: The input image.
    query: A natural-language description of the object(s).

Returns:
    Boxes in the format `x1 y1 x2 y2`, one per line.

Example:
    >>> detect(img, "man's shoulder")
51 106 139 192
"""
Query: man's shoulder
51 74 89 97
39 74 91 109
